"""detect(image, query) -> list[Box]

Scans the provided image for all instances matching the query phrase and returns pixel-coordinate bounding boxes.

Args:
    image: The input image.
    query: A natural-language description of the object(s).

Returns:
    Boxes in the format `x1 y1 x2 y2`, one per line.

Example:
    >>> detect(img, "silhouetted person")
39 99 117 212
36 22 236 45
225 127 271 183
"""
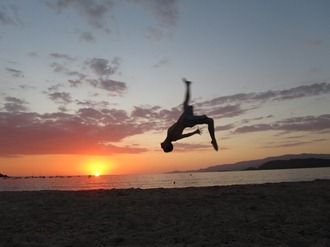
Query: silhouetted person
161 79 218 152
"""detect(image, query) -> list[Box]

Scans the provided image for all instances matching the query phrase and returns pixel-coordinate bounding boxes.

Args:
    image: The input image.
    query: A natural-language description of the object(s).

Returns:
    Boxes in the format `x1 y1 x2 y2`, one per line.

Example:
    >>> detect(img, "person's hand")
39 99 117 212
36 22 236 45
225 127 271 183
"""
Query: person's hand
195 127 203 135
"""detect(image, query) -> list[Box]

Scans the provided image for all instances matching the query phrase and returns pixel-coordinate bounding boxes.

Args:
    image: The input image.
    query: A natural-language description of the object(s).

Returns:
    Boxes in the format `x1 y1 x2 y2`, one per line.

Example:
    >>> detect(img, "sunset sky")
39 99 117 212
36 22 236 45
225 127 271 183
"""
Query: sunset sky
1 0 330 176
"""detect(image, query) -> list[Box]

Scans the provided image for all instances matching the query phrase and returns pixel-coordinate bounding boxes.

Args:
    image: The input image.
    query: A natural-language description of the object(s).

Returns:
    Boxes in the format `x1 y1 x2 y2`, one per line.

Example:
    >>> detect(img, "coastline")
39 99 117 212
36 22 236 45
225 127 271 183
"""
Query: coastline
1 179 329 246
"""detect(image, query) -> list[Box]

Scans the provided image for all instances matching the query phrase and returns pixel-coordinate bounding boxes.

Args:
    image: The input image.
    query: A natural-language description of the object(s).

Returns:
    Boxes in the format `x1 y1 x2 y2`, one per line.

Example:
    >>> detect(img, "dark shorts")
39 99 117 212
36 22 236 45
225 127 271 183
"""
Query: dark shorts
183 105 208 127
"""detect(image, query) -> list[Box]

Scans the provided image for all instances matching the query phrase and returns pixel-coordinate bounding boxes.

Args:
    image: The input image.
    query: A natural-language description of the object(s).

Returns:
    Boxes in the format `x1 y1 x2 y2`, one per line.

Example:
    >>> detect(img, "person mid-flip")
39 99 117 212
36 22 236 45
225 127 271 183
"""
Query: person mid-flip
161 79 218 153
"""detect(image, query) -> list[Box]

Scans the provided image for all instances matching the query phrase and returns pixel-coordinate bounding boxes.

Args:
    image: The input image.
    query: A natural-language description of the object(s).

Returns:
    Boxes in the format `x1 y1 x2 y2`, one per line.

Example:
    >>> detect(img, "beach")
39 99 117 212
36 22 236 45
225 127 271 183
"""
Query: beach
0 180 329 246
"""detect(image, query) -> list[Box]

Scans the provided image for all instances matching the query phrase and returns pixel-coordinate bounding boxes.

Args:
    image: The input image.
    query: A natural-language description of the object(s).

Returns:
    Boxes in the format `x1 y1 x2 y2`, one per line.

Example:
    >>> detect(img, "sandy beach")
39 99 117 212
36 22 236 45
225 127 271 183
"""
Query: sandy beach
0 180 329 247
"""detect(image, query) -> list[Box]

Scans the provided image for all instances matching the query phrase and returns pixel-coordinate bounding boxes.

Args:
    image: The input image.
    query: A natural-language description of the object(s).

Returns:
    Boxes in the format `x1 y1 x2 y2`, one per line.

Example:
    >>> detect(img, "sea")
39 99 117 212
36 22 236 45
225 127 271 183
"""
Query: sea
1 167 330 191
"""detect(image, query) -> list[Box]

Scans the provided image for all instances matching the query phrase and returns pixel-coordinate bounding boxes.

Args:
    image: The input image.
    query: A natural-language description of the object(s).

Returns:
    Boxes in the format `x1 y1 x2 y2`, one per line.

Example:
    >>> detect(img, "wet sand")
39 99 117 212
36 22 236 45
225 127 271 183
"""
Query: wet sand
0 179 329 246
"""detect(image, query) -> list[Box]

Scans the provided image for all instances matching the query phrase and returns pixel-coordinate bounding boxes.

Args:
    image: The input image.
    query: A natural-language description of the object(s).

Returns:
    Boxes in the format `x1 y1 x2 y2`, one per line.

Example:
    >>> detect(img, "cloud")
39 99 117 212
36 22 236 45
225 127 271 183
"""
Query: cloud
0 5 21 26
197 82 330 119
153 57 170 68
49 55 127 95
132 105 161 119
28 52 38 58
145 26 170 40
2 80 329 157
50 62 68 74
5 68 24 78
76 99 111 109
86 57 120 77
50 61 86 80
215 124 235 132
131 105 180 131
206 104 248 118
3 97 28 112
261 137 327 149
48 0 115 31
18 85 36 91
68 79 82 87
131 0 178 27
0 108 150 157
173 142 211 152
50 53 75 61
305 39 324 48
48 92 72 104
151 0 178 26
47 83 65 91
200 82 330 107
79 31 95 42
262 140 311 149
234 114 330 134
87 79 127 96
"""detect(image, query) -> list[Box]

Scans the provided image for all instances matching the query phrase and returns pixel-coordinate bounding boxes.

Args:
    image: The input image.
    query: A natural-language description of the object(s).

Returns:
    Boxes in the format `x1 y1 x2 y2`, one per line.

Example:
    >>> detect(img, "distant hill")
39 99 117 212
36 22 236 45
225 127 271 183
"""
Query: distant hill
168 153 330 173
255 158 330 170
0 173 9 178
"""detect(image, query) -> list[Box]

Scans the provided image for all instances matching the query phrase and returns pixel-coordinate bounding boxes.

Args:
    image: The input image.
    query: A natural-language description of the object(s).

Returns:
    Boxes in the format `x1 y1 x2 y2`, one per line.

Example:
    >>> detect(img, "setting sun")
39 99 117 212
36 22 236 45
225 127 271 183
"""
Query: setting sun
80 156 116 176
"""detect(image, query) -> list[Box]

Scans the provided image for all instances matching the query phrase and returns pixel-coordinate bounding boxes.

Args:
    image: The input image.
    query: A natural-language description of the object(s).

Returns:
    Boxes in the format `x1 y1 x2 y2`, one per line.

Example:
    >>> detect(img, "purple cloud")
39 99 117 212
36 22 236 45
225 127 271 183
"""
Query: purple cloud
48 92 72 104
3 97 28 112
0 108 150 157
200 82 330 107
87 57 120 77
234 114 330 134
197 82 330 119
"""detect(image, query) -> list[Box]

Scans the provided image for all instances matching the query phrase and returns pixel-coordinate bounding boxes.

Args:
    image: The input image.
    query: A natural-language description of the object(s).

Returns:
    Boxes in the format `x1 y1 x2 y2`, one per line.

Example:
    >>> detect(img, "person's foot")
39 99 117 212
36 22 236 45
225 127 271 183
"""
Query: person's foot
211 140 218 151
182 78 191 86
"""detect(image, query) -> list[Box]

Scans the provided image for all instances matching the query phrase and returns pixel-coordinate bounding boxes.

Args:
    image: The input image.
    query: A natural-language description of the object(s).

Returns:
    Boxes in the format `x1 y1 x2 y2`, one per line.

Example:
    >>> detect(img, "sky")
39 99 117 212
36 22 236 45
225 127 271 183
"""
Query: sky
1 0 330 176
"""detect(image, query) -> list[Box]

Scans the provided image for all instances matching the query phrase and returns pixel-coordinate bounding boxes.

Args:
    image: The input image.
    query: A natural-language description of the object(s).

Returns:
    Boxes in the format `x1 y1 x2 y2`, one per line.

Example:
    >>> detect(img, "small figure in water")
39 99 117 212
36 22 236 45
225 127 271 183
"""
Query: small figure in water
161 79 218 152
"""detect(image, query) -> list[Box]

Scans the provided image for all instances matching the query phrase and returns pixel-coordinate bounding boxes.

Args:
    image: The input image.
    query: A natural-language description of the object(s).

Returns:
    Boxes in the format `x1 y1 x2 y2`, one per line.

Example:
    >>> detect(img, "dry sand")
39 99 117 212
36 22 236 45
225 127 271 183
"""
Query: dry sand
0 179 329 247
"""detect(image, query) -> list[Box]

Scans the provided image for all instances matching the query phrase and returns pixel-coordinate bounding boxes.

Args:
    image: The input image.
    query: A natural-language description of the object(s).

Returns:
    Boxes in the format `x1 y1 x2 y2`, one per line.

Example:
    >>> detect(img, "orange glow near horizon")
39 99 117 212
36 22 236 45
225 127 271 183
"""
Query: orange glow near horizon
82 157 114 176
1 138 330 177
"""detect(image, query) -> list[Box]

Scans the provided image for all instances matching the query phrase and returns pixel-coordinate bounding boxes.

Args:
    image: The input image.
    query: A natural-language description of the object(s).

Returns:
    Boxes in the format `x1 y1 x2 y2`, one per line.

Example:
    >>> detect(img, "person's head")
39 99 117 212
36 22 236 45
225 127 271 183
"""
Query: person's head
161 140 173 153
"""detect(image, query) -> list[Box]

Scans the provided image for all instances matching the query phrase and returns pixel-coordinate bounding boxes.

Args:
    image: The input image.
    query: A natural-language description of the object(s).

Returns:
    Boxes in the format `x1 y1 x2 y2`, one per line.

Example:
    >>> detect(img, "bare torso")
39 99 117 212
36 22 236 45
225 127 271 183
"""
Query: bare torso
166 114 186 141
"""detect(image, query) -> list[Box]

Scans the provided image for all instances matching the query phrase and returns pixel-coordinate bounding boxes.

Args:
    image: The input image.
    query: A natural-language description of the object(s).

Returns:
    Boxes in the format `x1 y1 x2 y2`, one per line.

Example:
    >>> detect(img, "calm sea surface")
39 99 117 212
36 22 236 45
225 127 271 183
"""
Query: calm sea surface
1 167 330 191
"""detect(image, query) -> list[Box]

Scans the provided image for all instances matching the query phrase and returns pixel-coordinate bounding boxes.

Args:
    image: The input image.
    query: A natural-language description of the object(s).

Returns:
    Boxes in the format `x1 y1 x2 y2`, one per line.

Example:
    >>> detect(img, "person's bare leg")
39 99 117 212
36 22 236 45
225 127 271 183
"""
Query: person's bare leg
183 78 191 109
207 118 218 151
195 117 218 151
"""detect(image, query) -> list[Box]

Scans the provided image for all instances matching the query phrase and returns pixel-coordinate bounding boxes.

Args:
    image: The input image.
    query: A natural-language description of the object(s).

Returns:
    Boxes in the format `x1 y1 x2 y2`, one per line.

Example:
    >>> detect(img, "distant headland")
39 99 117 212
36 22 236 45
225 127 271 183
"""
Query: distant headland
168 153 330 173
0 173 9 178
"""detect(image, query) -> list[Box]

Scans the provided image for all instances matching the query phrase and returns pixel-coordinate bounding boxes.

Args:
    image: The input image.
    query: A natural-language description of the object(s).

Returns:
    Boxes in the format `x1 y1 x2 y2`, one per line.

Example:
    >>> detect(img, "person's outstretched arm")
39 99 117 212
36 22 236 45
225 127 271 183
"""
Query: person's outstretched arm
177 128 202 140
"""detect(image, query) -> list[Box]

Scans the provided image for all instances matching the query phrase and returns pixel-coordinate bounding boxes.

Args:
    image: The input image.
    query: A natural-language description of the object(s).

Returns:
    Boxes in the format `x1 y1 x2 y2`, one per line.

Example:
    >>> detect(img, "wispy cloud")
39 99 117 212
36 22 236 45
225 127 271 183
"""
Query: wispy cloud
174 142 211 152
79 31 96 42
304 39 324 48
50 53 75 61
5 67 24 78
131 0 178 27
199 82 330 119
153 57 170 68
48 0 115 32
200 82 330 107
234 114 330 134
0 5 22 26
49 55 126 95
145 26 168 40
261 137 327 149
